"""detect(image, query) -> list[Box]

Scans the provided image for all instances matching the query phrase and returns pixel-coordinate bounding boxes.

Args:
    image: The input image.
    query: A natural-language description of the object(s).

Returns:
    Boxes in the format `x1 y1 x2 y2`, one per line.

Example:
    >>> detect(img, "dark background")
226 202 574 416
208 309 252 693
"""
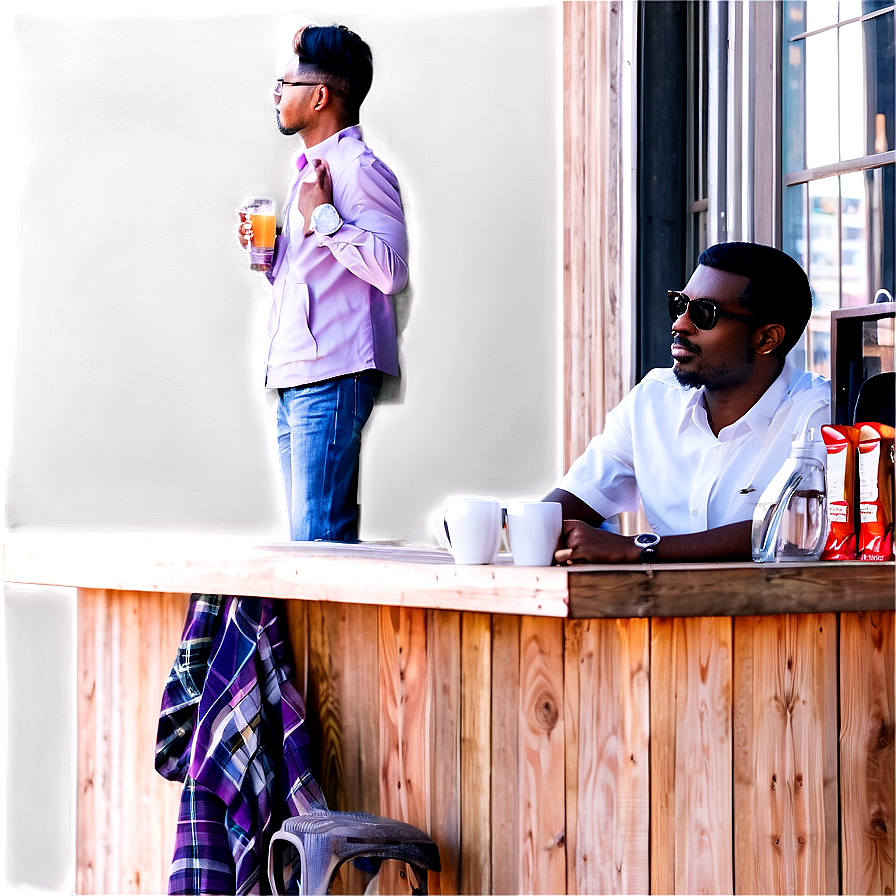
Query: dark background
2 2 560 888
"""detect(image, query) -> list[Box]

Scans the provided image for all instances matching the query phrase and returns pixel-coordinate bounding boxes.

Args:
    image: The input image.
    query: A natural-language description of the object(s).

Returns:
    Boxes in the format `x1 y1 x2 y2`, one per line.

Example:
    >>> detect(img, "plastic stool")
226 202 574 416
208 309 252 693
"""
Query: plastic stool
268 809 441 895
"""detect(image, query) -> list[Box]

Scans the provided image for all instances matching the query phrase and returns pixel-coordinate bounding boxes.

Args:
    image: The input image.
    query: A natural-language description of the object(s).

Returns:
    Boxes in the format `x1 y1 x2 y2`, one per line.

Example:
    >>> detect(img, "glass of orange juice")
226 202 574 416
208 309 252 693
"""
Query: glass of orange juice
246 197 276 271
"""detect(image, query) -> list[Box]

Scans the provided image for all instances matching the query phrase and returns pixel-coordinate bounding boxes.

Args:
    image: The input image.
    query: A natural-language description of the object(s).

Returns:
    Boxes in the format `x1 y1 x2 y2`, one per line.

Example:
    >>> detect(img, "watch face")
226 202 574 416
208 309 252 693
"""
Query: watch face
634 533 660 548
313 204 340 234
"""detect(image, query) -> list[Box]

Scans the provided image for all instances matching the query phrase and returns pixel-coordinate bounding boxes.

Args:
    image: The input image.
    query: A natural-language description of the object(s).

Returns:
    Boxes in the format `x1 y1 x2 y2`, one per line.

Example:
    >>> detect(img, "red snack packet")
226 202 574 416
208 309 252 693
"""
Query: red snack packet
821 425 858 560
857 422 895 562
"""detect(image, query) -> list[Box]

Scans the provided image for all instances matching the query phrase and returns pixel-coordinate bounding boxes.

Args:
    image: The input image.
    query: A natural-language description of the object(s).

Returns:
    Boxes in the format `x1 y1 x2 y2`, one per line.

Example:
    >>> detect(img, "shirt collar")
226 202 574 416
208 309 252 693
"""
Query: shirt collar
736 355 799 436
294 124 363 170
677 354 801 440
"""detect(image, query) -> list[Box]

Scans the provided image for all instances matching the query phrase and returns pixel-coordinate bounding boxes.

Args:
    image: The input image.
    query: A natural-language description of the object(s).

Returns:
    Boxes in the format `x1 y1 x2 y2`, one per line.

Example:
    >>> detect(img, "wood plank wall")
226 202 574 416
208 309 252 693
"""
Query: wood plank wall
76 589 187 894
563 0 626 472
76 590 894 895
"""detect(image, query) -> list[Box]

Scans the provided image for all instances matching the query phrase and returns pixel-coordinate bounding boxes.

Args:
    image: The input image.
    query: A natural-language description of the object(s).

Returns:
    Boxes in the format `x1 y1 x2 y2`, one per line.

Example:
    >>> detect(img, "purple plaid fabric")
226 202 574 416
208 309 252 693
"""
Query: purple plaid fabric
157 595 325 895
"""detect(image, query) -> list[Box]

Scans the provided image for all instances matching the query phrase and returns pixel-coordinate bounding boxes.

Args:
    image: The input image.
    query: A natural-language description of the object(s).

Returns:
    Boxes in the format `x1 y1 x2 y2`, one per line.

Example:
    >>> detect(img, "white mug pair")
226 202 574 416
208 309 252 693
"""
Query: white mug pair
437 497 562 566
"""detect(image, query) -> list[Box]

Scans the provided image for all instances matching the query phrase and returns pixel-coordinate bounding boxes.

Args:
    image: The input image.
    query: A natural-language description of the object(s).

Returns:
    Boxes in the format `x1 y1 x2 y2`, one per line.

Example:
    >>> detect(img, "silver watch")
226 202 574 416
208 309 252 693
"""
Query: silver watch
633 532 661 562
310 203 343 236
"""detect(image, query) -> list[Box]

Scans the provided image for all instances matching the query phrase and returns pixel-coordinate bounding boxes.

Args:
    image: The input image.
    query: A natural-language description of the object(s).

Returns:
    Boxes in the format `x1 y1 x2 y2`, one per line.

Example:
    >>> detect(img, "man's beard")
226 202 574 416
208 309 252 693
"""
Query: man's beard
673 365 710 389
672 345 755 390
275 110 299 136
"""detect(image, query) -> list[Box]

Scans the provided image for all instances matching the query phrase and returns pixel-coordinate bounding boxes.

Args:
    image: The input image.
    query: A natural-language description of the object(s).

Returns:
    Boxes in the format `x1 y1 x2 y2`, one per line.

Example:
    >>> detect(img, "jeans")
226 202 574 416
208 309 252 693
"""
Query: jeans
276 370 381 543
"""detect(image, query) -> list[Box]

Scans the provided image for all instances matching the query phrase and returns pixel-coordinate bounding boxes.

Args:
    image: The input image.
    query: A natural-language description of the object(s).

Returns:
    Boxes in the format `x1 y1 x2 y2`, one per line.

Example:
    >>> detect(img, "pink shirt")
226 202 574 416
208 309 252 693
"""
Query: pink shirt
265 126 408 387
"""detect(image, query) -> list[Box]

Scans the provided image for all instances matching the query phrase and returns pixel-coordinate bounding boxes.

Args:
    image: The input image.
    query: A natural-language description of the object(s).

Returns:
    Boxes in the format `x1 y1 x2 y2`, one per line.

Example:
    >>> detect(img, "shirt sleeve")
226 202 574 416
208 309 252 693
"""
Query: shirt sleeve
318 154 409 296
557 388 642 518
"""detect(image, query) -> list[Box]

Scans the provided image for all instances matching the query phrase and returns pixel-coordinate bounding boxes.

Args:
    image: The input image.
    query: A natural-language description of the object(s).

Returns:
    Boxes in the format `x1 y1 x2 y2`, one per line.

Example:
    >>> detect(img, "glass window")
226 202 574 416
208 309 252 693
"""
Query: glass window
805 29 840 168
783 1 895 377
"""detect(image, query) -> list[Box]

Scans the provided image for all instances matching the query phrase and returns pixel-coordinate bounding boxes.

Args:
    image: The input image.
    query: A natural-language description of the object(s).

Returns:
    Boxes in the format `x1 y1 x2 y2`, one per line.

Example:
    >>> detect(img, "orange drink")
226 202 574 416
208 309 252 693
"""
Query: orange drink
249 213 276 249
245 197 276 271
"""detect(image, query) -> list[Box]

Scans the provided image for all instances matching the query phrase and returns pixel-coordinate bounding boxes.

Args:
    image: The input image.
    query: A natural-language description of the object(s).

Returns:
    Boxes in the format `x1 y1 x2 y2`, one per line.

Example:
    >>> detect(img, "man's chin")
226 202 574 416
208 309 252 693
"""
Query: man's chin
275 113 297 136
672 363 703 389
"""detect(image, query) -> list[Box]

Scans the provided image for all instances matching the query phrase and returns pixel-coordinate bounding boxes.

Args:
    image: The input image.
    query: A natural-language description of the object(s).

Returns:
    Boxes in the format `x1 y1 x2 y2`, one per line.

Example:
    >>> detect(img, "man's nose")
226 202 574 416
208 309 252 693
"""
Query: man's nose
671 307 696 334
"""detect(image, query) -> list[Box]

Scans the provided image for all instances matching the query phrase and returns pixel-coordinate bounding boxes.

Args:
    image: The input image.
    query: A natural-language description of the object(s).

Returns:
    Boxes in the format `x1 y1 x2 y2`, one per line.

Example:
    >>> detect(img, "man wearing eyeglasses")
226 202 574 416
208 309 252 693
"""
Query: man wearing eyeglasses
238 24 408 543
545 242 830 564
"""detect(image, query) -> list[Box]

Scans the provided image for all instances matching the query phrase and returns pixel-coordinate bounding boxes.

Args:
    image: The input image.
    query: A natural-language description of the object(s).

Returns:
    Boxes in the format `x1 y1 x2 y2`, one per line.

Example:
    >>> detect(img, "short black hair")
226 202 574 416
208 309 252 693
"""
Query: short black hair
293 24 373 116
697 241 812 357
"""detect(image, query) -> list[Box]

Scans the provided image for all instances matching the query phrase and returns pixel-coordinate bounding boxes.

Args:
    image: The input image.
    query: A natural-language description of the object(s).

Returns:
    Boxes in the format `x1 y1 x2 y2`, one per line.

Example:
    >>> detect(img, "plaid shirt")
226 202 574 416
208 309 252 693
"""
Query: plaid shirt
156 594 325 894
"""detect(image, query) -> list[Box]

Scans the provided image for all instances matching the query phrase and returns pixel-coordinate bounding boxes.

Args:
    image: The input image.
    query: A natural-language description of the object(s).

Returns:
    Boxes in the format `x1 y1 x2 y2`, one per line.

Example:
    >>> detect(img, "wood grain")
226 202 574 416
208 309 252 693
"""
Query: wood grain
562 0 627 472
76 586 100 894
9 538 893 620
377 607 431 896
518 617 567 894
460 612 492 895
650 617 733 895
76 589 188 894
733 615 838 895
338 602 381 815
281 598 309 702
566 619 649 894
5 537 570 617
491 614 522 895
378 606 431 828
430 610 462 895
305 600 343 808
840 611 895 895
70 584 892 894
568 561 896 618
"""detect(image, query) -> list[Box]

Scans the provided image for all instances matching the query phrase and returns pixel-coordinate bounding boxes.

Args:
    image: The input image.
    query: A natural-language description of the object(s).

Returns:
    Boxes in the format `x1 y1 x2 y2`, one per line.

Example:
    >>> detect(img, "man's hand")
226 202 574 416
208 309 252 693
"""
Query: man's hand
298 158 334 235
553 520 640 565
237 207 252 249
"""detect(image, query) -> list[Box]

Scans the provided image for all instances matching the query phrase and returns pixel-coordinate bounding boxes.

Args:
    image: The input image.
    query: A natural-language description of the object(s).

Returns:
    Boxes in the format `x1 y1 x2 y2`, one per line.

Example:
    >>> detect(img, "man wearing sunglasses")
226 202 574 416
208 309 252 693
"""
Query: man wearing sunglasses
545 241 830 564
237 25 408 543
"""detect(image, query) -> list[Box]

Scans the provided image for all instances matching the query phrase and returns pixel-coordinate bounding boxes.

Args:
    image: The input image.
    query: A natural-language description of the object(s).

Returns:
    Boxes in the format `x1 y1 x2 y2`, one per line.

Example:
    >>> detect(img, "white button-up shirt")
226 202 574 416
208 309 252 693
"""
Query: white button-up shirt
558 357 831 535
265 126 409 388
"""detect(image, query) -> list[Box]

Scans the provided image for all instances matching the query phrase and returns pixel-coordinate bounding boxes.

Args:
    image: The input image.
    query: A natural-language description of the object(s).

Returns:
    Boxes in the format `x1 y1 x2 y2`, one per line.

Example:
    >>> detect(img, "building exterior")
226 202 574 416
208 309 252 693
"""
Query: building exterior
564 1 893 474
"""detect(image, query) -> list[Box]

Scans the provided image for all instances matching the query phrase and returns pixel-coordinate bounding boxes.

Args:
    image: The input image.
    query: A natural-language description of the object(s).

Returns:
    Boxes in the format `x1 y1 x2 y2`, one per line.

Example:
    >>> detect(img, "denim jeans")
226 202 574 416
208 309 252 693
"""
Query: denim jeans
276 370 381 543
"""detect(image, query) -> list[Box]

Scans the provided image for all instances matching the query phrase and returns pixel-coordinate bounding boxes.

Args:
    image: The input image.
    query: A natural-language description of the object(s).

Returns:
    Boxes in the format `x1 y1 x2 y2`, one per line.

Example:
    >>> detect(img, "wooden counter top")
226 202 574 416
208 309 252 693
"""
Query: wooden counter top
4 534 893 618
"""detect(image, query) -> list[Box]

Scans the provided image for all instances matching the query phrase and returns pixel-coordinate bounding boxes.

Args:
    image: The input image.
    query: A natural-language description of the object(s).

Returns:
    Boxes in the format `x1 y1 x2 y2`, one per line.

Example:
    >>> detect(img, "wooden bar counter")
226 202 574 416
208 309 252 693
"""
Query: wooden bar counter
4 536 894 895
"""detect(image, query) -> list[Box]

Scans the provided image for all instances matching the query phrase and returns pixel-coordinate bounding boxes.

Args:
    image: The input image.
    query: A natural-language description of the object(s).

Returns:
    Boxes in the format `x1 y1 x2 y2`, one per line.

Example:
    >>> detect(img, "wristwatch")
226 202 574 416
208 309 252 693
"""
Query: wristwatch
633 532 661 562
310 203 343 236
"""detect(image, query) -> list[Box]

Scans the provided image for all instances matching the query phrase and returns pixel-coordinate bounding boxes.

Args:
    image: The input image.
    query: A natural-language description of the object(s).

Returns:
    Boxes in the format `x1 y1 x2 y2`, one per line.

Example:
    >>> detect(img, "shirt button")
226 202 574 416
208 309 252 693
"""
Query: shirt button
712 447 719 455
692 508 698 516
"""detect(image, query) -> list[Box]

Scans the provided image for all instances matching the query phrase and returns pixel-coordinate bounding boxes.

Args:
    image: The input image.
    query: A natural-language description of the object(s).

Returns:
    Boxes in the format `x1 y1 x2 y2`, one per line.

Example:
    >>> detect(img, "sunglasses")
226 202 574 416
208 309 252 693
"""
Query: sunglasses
667 290 756 331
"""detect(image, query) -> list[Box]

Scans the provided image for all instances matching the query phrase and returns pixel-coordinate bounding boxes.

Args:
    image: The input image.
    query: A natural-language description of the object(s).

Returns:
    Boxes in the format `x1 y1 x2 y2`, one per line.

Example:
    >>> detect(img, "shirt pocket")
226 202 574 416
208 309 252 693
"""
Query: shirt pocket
271 280 318 363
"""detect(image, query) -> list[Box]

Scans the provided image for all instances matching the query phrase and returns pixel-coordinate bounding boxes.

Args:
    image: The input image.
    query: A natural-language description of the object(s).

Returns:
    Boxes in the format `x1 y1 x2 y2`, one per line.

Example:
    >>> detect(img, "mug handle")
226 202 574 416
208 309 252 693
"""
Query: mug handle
436 515 453 552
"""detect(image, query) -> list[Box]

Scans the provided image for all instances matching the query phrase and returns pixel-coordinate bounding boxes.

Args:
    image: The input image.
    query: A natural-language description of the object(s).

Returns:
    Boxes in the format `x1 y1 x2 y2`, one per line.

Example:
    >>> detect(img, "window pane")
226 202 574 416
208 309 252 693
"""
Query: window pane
841 171 870 305
807 0 839 31
784 182 808 271
805 30 841 167
840 22 866 159
785 1 808 33
868 165 896 299
808 178 841 310
865 8 895 155
839 0 864 21
807 178 841 376
783 3 808 172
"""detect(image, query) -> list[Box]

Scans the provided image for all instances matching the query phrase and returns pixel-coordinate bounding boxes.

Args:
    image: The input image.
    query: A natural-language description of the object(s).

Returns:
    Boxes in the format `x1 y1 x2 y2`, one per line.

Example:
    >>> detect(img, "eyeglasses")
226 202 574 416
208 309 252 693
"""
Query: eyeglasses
274 79 346 98
667 290 756 330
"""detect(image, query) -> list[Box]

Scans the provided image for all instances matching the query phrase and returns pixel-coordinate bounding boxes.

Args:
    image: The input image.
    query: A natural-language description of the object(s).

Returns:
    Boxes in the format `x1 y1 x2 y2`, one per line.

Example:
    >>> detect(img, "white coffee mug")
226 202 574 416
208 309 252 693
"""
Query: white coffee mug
505 501 563 566
437 497 503 565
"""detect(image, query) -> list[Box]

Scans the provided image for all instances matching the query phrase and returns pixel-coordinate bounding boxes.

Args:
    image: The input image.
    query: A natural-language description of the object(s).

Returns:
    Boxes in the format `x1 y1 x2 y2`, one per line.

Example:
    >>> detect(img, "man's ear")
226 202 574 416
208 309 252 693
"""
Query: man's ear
314 85 334 110
754 323 786 356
